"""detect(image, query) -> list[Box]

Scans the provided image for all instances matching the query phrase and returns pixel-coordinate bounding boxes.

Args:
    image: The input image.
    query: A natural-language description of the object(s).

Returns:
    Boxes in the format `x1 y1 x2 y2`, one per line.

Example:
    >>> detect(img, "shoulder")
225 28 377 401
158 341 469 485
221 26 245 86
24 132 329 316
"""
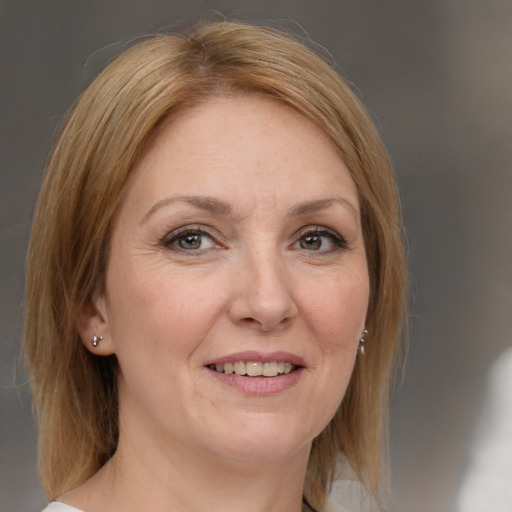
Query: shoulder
41 503 85 512
323 497 352 512
43 498 347 512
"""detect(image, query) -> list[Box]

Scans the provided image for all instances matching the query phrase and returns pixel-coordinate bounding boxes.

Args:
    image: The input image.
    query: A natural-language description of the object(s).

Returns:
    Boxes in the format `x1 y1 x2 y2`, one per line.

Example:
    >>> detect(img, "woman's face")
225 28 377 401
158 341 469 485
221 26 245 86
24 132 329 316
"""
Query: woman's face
94 95 369 465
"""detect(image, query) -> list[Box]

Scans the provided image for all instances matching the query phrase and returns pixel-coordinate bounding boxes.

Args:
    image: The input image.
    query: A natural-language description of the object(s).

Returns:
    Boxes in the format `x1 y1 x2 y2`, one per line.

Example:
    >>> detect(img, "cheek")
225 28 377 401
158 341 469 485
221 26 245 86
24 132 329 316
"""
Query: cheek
300 269 369 352
304 271 369 420
106 266 228 365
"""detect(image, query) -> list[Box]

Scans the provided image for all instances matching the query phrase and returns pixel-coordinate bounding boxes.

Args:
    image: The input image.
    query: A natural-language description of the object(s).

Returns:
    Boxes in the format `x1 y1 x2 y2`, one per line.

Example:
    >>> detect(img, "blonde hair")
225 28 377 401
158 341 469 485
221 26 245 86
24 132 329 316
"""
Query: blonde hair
24 18 407 510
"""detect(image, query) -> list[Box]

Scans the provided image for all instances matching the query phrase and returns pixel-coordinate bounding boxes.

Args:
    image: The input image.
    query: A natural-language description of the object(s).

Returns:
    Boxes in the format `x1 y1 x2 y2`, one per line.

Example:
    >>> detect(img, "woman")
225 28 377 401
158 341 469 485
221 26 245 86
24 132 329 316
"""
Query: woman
23 19 407 512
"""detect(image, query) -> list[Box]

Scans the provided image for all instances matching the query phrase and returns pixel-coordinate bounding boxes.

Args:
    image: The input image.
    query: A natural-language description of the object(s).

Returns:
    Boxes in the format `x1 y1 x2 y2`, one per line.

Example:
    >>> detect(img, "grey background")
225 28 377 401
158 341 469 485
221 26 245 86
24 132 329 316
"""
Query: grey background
1 1 511 511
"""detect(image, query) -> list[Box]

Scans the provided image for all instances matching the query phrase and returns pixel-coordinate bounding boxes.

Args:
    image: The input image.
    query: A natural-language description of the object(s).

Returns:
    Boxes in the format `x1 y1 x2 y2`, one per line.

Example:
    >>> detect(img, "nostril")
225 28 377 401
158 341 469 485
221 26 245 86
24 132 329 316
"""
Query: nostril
240 317 260 325
238 315 293 332
237 317 268 331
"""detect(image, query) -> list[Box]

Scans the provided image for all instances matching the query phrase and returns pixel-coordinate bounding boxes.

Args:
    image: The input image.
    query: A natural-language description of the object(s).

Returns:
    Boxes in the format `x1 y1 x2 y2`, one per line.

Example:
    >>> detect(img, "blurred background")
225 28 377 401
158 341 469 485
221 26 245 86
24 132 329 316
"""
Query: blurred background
1 1 510 511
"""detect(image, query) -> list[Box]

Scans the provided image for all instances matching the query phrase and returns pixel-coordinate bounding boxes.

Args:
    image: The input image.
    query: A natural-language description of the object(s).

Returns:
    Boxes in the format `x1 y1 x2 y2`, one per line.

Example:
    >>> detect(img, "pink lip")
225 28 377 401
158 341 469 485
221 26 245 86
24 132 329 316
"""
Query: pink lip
204 351 306 367
204 351 306 396
207 367 304 396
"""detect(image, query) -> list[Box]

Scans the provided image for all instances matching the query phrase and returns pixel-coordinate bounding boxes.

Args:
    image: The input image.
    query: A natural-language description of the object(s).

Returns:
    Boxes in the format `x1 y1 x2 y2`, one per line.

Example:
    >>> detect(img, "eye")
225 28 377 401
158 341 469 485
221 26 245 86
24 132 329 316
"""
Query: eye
291 227 347 253
162 227 220 252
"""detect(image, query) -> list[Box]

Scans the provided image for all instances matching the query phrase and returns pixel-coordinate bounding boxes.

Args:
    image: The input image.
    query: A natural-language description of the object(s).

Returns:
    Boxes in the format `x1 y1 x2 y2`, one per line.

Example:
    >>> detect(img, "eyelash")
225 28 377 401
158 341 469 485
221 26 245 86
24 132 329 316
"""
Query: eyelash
291 226 348 254
160 225 348 255
160 225 222 254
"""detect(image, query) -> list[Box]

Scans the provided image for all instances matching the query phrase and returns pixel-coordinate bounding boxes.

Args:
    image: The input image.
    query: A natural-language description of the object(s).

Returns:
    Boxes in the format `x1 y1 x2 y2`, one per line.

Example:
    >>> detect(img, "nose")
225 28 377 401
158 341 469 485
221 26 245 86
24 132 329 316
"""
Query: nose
227 249 298 332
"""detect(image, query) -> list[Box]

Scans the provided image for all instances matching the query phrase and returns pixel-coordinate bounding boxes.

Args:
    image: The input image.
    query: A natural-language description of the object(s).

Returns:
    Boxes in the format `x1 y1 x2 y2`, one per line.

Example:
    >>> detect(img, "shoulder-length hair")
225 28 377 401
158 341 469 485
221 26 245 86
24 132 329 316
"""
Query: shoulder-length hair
23 18 407 510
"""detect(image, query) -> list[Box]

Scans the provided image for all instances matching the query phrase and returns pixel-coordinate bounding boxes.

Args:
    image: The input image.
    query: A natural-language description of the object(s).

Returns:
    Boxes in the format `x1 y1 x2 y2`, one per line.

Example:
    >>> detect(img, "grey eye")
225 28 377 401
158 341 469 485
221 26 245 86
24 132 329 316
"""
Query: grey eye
178 234 203 250
165 230 217 251
291 228 347 253
299 235 323 250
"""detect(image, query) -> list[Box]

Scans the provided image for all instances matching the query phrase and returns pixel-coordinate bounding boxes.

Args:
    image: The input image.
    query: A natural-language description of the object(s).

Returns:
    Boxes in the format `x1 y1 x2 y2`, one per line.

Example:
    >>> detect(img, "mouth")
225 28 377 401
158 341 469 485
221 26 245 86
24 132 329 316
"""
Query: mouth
207 361 297 377
204 352 304 395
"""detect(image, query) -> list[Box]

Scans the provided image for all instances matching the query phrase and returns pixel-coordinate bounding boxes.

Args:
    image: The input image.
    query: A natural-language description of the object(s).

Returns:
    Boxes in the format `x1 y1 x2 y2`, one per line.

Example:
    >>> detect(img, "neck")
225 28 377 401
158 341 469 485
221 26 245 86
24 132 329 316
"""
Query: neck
61 421 311 512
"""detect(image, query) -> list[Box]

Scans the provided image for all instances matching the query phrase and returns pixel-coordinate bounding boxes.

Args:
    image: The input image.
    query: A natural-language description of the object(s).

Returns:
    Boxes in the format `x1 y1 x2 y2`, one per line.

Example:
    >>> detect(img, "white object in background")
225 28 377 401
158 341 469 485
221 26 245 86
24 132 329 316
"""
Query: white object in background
457 347 512 512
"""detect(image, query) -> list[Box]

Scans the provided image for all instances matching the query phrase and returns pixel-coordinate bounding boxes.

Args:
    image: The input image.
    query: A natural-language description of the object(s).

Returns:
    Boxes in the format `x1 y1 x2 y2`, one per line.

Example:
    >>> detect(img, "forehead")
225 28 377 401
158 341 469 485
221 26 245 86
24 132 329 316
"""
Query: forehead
123 94 359 217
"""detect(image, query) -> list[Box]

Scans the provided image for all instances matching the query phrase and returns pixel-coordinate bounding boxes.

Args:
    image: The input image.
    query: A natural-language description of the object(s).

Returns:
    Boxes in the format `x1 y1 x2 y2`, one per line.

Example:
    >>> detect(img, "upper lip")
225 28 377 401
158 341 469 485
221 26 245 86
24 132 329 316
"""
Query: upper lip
204 351 305 367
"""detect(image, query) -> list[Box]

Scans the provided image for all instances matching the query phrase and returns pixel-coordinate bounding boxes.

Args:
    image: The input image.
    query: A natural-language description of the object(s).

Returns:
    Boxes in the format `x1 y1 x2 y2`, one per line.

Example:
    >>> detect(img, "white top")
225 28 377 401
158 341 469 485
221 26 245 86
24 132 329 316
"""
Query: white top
42 504 83 512
457 347 512 512
324 498 351 512
42 498 350 512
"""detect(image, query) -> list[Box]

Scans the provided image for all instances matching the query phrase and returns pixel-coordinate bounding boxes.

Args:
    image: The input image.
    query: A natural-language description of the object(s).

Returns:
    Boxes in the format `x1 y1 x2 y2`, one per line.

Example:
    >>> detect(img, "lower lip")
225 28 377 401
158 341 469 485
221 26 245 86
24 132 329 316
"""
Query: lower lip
207 367 304 395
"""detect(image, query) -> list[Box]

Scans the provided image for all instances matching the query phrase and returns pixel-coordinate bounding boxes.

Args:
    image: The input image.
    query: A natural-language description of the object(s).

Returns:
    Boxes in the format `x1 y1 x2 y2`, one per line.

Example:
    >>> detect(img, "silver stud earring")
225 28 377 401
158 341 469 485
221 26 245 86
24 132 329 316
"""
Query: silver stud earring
91 335 103 347
358 329 368 356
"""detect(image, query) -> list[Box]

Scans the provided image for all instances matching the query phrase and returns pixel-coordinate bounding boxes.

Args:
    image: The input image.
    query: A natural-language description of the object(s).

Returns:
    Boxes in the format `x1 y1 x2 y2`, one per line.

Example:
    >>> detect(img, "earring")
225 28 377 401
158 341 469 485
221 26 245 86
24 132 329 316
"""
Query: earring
91 335 103 347
358 329 368 356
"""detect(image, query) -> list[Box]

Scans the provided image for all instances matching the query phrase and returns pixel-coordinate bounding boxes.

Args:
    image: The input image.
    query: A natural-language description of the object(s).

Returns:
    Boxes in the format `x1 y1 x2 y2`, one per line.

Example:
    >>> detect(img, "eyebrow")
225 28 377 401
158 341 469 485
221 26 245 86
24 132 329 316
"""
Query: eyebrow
141 195 232 224
286 197 359 219
141 195 357 224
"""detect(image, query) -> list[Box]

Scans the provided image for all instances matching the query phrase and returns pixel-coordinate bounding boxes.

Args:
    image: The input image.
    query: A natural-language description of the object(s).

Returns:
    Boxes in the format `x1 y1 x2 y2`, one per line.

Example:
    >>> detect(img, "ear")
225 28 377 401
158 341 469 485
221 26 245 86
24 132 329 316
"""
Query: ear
76 295 115 356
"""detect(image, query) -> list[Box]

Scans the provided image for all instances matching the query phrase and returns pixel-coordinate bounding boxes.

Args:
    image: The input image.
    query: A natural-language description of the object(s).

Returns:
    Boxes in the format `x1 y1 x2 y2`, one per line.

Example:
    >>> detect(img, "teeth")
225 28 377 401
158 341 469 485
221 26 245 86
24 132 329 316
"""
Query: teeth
210 361 297 377
246 361 262 376
233 361 247 375
263 361 278 377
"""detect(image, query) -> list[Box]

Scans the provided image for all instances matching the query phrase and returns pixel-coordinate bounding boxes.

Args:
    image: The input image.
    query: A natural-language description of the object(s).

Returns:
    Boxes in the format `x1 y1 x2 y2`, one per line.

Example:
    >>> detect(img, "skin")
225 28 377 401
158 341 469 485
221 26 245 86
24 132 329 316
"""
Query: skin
71 94 369 512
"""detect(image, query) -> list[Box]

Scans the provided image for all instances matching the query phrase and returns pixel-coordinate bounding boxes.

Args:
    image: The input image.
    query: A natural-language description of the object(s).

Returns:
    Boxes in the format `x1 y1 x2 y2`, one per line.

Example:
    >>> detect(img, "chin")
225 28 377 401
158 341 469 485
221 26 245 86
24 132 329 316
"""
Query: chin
198 412 319 464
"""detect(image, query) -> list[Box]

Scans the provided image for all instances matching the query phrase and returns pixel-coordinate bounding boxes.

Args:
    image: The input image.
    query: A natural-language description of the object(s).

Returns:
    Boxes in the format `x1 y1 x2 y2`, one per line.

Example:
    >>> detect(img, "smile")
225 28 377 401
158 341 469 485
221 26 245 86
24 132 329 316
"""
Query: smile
208 361 296 377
